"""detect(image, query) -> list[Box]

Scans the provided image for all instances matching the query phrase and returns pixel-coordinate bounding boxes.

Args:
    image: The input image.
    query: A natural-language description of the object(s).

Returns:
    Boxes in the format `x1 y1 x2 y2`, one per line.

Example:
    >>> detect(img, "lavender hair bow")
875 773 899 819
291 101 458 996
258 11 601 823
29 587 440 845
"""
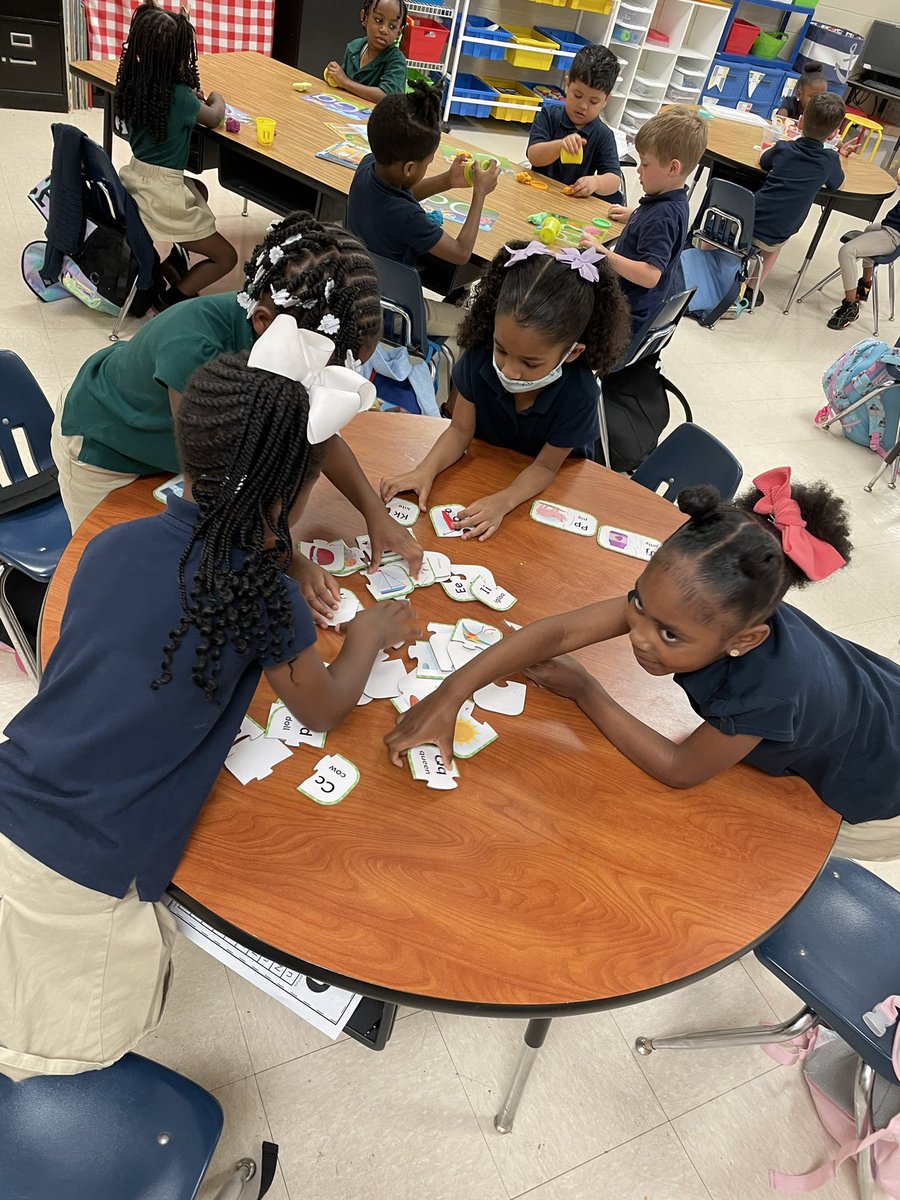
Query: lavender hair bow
503 240 602 282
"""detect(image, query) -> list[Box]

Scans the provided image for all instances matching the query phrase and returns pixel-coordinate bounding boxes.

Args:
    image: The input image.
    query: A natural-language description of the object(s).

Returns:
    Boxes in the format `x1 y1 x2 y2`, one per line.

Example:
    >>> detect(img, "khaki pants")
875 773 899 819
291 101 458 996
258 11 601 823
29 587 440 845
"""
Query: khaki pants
838 222 900 293
50 385 139 534
833 812 900 862
424 299 462 407
0 831 175 1081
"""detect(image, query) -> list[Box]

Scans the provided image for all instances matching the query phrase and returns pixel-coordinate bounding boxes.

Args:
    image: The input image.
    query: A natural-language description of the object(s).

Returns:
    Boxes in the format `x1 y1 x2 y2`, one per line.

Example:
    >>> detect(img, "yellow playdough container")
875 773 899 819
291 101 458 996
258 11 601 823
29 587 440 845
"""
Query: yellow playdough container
256 117 276 146
560 144 584 164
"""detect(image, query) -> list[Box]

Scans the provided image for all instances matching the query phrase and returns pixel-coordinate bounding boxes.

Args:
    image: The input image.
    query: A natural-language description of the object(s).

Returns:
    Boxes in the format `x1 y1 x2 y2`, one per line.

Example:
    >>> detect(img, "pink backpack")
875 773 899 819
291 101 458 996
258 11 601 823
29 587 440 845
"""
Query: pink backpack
765 996 900 1196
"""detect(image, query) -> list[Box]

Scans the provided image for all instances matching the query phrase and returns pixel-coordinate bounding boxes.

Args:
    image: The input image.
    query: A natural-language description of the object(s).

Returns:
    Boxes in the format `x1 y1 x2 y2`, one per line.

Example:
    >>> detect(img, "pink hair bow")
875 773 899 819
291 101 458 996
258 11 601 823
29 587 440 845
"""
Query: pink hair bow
752 467 846 581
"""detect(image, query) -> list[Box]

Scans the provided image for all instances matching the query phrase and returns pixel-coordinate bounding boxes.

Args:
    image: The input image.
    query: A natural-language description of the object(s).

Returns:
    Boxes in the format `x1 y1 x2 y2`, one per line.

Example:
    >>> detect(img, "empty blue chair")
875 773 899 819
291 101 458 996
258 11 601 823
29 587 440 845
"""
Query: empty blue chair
0 350 71 678
634 859 900 1200
631 422 743 502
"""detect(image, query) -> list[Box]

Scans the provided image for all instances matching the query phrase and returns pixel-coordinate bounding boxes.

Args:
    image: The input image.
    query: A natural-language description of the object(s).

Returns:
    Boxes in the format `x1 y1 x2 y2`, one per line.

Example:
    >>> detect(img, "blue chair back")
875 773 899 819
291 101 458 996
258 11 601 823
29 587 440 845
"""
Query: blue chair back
0 350 56 484
1 1052 223 1199
692 179 757 256
370 251 430 358
756 858 900 1087
631 423 743 501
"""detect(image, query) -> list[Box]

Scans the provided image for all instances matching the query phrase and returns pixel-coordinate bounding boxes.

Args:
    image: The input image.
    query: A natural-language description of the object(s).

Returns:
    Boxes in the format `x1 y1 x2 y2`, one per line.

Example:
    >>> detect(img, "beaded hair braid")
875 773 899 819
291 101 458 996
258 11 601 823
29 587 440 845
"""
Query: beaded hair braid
153 352 328 702
238 213 383 368
115 1 200 146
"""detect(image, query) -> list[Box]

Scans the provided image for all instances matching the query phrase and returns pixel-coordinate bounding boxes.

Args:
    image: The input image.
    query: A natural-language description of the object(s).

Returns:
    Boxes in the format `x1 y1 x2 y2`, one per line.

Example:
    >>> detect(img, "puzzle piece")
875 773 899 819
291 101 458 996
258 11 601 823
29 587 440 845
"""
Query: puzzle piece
266 701 327 748
226 718 292 785
363 655 408 699
385 497 419 527
323 588 363 628
473 680 527 716
451 619 503 651
297 754 360 806
440 575 477 603
407 744 460 790
469 575 517 611
453 707 498 759
429 504 468 538
450 563 495 589
299 539 346 572
530 500 597 537
364 564 415 601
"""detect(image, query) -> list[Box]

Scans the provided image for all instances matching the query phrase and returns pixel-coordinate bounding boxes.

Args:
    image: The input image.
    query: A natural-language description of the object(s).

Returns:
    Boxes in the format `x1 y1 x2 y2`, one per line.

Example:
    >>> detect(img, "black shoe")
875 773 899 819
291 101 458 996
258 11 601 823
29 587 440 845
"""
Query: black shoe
856 276 872 303
153 285 191 312
827 299 860 329
165 244 190 279
746 286 765 308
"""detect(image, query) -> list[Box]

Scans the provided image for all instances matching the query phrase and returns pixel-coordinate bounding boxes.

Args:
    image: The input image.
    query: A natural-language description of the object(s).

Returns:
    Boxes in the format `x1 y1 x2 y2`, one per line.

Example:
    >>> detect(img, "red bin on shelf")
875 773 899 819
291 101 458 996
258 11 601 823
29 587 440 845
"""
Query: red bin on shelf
723 18 761 56
401 17 450 64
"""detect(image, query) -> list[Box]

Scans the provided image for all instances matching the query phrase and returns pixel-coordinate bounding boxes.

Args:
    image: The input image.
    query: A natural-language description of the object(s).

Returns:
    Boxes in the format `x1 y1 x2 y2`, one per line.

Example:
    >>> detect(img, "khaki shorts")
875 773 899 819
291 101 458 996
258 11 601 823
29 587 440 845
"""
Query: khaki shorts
50 385 138 533
752 236 786 253
119 156 216 244
0 831 176 1082
833 812 900 862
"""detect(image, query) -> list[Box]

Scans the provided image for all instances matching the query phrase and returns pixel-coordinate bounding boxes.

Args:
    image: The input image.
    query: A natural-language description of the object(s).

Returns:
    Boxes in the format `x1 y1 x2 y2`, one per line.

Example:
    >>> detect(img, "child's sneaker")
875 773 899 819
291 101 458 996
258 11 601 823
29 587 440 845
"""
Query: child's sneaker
827 299 860 329
856 276 872 303
745 287 764 308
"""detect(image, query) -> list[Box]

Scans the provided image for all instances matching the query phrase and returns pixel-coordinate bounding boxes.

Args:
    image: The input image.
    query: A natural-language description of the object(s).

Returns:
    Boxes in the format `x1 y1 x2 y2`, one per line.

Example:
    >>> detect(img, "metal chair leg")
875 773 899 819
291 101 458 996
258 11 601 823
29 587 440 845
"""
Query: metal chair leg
597 388 611 468
494 1018 552 1134
890 263 896 322
797 265 842 305
818 381 894 433
872 268 880 337
853 1058 877 1200
0 565 37 681
109 276 139 343
864 438 900 491
634 1005 818 1055
241 198 249 217
212 1157 257 1199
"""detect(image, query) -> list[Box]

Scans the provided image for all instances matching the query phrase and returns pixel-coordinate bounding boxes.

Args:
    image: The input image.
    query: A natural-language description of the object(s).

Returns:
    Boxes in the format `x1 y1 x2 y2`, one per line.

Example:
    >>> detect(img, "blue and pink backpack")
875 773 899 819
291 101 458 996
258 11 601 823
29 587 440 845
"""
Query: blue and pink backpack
817 339 900 457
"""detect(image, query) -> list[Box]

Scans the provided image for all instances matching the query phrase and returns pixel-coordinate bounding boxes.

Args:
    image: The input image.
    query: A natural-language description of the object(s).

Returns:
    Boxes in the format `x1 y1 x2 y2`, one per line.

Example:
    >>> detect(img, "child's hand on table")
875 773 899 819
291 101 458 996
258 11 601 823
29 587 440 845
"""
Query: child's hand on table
567 176 598 198
385 687 457 768
606 203 632 223
838 141 855 158
524 654 594 701
456 493 511 541
356 598 422 649
289 555 341 627
367 507 424 575
380 468 437 511
448 152 471 189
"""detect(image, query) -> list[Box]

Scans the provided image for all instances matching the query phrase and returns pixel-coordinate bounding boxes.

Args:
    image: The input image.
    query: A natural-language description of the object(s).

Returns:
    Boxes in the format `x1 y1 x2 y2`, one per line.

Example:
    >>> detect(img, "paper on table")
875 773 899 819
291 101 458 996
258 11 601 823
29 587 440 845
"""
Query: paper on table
225 730 293 785
407 743 460 789
363 656 408 699
323 588 363 627
297 753 360 805
385 497 419 526
473 680 527 716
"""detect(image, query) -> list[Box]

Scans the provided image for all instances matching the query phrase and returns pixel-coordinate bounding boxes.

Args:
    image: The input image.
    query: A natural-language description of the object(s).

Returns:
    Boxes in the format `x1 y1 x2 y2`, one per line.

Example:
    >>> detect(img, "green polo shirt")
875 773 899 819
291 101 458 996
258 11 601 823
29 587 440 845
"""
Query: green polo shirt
128 83 201 170
62 292 254 475
341 37 407 94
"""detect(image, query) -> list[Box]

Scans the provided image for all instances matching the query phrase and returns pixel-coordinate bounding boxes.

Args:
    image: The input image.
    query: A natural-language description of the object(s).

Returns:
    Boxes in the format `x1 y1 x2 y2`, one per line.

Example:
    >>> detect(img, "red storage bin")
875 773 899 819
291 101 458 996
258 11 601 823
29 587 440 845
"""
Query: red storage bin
401 17 450 64
723 18 761 56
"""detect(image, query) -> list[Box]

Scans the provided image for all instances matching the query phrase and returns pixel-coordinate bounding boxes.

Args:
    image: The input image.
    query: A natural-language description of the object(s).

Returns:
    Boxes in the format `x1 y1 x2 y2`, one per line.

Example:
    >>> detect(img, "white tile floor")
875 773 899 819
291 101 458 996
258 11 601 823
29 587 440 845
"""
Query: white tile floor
2 105 899 1200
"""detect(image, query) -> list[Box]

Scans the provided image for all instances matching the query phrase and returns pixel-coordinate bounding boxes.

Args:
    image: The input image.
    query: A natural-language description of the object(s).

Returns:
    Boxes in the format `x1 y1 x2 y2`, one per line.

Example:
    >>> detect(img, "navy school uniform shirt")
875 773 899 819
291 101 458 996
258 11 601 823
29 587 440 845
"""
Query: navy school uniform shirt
0 495 316 901
674 603 900 824
347 153 442 267
453 345 600 459
754 137 844 246
527 104 624 205
614 186 690 339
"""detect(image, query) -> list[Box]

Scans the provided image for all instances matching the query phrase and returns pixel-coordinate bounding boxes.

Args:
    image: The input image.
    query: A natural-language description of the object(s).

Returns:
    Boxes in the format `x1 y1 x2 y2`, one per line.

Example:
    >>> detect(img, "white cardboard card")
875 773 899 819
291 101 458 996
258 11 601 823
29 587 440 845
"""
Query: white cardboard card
297 754 360 805
385 497 419 526
473 680 527 716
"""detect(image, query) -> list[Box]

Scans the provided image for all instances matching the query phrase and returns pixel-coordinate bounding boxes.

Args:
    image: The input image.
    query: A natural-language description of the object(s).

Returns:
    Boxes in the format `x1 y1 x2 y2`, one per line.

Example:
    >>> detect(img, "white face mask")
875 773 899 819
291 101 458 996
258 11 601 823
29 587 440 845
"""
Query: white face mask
492 343 577 394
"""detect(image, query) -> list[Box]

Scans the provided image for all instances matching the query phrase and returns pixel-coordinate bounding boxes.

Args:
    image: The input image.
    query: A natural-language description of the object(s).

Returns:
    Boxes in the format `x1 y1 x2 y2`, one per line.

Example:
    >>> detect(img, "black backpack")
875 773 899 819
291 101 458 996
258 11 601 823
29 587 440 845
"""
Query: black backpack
601 357 692 473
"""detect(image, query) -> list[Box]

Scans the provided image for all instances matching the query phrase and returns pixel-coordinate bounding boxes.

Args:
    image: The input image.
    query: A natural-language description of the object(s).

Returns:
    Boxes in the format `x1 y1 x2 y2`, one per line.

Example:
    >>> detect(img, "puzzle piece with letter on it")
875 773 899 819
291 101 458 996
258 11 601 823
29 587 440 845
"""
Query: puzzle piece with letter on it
451 618 503 651
299 539 346 572
297 753 360 806
453 700 498 759
469 575 516 611
323 587 364 628
355 533 414 568
225 716 293 784
440 575 477 603
598 525 661 561
363 563 415 601
473 680 527 716
423 551 452 581
265 701 327 748
407 743 460 790
530 499 598 537
153 474 184 504
450 563 495 589
385 497 419 527
429 504 469 538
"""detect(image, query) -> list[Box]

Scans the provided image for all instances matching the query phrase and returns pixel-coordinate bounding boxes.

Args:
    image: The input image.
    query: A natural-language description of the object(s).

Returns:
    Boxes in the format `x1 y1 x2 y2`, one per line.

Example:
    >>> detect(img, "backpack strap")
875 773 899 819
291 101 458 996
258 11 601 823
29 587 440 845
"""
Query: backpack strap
770 1116 900 1193
761 1025 819 1067
863 994 900 1078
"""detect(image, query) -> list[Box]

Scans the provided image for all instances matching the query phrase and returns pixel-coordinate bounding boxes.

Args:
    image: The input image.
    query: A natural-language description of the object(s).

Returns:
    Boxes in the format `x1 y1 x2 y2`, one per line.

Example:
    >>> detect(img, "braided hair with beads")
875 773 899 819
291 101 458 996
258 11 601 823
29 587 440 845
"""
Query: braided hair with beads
238 213 383 369
153 351 329 702
115 1 201 147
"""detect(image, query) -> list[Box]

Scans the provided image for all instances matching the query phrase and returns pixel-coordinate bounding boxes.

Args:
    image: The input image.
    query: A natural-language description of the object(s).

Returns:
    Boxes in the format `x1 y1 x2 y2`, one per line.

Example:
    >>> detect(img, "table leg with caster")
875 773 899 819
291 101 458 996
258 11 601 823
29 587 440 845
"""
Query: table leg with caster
494 1018 552 1134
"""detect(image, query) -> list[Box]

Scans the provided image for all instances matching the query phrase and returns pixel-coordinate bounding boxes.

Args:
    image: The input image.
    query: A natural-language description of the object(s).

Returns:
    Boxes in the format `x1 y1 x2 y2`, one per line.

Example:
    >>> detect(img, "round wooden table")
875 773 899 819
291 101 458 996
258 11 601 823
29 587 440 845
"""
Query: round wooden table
695 111 897 314
42 412 839 1019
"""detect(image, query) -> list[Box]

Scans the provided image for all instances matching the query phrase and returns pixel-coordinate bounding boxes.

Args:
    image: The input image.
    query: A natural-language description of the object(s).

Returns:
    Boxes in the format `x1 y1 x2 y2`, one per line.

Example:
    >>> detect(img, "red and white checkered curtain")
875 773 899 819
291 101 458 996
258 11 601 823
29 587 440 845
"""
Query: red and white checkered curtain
83 0 275 61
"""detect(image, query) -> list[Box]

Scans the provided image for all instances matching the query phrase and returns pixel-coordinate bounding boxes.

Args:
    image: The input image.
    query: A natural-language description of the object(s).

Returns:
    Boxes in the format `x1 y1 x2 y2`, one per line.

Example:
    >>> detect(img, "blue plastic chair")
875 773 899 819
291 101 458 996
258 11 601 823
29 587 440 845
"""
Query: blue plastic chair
370 252 455 395
798 227 900 336
631 422 743 502
634 858 900 1200
0 350 71 678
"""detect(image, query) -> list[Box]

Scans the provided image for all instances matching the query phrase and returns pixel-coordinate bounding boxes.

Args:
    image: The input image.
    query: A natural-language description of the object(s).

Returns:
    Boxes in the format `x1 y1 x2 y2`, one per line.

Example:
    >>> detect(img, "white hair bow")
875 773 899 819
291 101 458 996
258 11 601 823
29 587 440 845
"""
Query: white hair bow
247 314 375 444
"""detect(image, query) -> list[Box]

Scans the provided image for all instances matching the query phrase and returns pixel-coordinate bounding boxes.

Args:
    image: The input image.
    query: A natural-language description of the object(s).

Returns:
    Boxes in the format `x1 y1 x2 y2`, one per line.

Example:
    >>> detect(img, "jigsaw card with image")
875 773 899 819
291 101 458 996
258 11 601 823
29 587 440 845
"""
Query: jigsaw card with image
266 701 328 748
473 680 527 716
411 558 436 588
453 703 498 760
469 575 517 611
427 622 455 673
298 754 360 806
391 671 445 712
598 525 661 561
409 640 449 679
440 575 477 603
407 743 460 789
153 474 184 504
331 544 367 576
300 539 346 572
364 564 415 600
385 497 419 527
429 504 467 537
447 640 482 671
450 564 495 589
530 499 598 537
423 551 452 581
323 587 364 628
355 533 406 567
451 618 503 651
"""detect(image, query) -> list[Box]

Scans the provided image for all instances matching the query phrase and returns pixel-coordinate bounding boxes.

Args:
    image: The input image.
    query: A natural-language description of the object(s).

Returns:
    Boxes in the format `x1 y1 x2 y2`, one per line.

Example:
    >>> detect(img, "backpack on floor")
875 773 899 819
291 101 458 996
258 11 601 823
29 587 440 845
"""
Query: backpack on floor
678 247 747 328
817 338 900 456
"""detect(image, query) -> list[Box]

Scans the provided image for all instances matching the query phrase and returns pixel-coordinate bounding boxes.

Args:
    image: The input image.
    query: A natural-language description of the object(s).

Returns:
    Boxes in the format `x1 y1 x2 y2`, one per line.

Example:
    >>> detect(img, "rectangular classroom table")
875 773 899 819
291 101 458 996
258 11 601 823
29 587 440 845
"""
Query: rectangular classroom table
69 52 625 266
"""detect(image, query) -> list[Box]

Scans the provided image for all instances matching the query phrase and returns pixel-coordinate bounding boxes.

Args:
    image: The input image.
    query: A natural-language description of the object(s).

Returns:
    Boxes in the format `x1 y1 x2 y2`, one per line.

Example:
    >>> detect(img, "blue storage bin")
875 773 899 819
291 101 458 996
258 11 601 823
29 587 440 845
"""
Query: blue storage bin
533 25 591 71
795 21 863 88
704 58 746 102
448 73 499 118
460 16 511 61
740 68 784 112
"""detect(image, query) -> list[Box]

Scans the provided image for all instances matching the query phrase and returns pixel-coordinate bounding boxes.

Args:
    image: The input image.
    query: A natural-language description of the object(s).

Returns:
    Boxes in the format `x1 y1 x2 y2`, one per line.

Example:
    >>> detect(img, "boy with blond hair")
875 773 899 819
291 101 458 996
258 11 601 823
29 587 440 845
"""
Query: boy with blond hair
592 107 707 356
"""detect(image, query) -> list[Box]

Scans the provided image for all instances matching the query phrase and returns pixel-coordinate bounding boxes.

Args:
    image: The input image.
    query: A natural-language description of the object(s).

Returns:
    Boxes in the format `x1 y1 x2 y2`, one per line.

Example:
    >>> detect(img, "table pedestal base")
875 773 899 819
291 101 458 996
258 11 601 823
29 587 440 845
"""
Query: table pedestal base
493 1017 552 1134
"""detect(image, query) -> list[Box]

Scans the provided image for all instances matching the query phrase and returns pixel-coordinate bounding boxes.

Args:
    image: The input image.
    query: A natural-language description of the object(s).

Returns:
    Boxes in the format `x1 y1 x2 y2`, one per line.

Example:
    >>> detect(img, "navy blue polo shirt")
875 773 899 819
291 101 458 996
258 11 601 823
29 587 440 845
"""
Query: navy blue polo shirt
528 104 624 204
614 186 689 340
675 603 900 824
754 138 844 246
453 345 600 459
0 496 316 901
883 199 900 233
347 154 442 267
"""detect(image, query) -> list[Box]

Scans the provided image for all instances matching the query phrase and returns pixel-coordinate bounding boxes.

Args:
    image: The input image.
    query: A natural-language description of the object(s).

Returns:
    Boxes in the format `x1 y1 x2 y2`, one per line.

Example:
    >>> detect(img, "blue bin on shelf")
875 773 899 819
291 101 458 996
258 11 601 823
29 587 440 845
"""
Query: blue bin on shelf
448 73 500 118
533 25 591 71
460 16 512 61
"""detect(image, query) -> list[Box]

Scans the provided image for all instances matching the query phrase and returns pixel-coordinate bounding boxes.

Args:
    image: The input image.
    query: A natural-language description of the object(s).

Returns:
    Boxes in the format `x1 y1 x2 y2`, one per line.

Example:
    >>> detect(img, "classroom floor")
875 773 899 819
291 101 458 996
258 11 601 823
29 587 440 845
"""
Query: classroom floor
3 105 900 1200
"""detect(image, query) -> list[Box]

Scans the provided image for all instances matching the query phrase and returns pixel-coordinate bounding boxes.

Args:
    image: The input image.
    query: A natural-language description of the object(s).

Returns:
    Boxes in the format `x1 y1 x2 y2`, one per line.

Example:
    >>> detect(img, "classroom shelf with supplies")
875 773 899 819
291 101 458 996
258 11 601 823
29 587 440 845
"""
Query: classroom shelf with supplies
437 0 731 137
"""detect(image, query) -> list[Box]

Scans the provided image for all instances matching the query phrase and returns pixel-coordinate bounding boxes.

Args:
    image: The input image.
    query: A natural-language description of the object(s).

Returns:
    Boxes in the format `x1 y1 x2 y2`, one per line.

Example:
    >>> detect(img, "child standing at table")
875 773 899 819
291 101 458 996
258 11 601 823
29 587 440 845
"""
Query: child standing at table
380 239 631 540
386 468 900 862
326 0 409 103
0 321 421 1083
526 44 624 203
115 0 237 308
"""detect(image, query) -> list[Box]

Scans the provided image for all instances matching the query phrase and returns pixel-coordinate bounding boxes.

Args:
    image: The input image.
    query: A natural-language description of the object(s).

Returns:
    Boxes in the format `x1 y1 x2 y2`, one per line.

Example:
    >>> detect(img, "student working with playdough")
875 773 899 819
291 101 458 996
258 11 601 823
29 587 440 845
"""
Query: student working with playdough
380 240 630 540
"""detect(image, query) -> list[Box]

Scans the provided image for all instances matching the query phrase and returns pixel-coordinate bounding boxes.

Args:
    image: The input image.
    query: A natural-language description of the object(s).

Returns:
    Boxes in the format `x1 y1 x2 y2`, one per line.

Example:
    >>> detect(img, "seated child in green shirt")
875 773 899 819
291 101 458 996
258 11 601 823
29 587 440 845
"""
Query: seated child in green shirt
326 0 408 103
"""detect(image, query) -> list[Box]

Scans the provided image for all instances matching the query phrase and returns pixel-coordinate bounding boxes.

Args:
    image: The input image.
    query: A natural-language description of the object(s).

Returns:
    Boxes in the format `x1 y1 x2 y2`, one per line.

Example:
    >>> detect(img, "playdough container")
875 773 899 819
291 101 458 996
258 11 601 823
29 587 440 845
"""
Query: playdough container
560 143 584 164
539 216 561 244
255 117 276 145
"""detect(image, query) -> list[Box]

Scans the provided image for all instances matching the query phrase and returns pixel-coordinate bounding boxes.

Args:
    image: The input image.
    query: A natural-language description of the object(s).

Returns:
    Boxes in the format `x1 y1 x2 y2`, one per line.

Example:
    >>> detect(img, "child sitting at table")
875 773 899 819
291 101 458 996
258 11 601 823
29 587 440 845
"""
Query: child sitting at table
827 194 900 329
379 239 631 540
526 44 624 203
51 212 422 613
386 468 900 862
747 91 846 305
326 0 408 103
590 107 707 359
776 61 828 121
0 322 422 1083
115 0 237 309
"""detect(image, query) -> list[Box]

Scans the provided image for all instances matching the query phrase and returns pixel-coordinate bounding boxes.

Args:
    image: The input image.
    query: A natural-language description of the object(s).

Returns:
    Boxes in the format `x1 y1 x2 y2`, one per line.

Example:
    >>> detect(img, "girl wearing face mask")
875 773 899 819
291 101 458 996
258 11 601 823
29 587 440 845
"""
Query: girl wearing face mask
380 240 631 541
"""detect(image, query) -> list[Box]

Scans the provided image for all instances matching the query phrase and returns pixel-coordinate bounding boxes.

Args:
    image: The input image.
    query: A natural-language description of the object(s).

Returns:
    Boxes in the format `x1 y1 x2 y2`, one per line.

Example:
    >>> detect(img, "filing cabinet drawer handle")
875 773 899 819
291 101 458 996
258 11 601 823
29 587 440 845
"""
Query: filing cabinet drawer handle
10 32 33 48
8 57 37 66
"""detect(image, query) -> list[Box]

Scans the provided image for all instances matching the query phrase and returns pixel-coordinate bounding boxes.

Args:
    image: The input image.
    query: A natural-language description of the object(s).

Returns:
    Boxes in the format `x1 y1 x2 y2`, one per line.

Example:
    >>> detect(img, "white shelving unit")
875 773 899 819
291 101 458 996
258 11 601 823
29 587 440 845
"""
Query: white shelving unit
406 0 467 80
